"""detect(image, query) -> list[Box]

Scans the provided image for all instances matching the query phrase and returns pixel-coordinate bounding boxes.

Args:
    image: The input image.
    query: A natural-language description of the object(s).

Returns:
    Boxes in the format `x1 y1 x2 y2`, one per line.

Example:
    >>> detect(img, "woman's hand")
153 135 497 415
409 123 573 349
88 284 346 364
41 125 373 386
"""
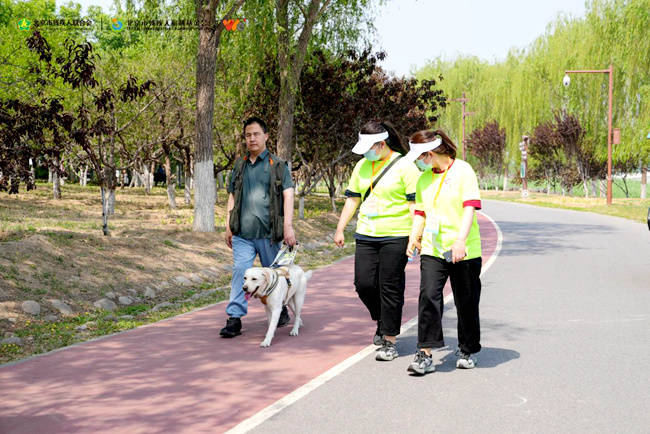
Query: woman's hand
406 236 421 258
451 239 466 263
334 229 345 247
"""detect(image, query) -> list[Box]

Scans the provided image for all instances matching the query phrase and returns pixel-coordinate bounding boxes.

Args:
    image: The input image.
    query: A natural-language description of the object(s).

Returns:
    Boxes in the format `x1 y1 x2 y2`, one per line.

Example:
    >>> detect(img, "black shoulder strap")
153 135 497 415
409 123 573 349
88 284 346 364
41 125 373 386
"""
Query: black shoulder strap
233 156 246 177
362 155 403 202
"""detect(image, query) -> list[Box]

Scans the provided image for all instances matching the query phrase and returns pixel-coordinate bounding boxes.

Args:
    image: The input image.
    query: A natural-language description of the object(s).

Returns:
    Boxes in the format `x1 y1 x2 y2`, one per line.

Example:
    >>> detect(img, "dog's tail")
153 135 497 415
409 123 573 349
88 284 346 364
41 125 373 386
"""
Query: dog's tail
304 270 313 281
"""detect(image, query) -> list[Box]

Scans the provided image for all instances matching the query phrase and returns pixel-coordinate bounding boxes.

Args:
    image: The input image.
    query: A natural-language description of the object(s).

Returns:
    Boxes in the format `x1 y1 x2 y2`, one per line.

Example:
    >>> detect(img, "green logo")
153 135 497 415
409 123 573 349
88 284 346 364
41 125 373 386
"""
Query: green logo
18 18 31 31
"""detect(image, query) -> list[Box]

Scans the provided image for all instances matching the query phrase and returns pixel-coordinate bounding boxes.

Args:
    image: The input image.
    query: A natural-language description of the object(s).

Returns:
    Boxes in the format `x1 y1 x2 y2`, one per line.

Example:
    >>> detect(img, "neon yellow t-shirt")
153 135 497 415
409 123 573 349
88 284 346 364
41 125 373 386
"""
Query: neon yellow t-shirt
346 153 421 237
415 159 482 259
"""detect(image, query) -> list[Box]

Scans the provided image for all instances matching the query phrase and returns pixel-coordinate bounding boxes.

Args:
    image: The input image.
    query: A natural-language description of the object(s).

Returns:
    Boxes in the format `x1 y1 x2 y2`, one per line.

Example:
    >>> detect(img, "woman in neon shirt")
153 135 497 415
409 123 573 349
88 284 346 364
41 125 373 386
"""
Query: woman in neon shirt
404 129 483 375
334 121 421 362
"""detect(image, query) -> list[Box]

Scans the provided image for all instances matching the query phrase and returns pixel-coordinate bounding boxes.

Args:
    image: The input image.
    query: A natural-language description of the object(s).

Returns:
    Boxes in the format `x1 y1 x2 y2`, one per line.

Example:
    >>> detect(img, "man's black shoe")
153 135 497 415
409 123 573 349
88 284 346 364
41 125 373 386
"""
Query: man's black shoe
220 316 242 338
277 306 291 327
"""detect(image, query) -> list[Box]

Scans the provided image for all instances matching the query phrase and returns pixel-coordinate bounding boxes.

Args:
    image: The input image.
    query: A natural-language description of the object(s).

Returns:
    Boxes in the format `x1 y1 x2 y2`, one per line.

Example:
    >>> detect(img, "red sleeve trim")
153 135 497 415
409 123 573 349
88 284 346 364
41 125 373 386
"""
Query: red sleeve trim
414 210 426 217
463 200 481 210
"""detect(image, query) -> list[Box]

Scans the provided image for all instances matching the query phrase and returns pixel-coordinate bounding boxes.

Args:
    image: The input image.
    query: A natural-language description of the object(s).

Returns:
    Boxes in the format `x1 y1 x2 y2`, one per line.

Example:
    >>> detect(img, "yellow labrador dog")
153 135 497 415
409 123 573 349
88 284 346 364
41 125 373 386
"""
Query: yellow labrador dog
243 265 312 347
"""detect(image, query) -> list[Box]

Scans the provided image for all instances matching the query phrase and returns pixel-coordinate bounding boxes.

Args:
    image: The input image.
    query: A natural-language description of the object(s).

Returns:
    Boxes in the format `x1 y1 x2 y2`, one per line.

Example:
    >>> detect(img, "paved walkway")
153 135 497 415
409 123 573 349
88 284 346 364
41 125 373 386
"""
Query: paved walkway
244 201 650 434
0 214 497 434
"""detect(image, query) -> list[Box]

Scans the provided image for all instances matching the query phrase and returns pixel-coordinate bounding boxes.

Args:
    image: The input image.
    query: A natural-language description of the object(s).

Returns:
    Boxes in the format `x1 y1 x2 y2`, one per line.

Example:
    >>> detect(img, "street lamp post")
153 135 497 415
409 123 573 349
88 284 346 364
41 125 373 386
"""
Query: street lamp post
449 92 474 160
563 64 614 205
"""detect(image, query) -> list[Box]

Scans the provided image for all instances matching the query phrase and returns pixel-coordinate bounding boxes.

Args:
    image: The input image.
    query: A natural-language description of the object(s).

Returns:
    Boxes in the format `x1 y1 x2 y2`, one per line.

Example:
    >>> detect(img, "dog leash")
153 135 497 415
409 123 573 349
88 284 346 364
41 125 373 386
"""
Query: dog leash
270 243 300 269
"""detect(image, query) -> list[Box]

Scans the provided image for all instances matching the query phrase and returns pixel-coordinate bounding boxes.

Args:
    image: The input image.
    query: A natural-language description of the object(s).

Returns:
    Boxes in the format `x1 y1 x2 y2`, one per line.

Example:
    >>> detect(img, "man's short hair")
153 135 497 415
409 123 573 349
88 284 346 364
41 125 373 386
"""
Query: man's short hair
243 116 267 133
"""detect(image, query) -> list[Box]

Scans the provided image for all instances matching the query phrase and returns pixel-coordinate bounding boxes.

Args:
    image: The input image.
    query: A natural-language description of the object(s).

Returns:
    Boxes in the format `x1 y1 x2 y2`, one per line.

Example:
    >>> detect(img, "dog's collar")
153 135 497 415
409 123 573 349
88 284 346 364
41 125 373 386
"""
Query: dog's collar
260 268 280 297
259 267 291 298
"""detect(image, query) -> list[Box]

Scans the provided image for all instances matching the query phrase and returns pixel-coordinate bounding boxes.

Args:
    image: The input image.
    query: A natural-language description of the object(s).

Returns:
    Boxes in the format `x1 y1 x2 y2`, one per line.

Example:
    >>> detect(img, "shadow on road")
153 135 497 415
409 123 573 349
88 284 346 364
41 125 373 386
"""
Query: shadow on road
495 220 614 256
395 335 519 372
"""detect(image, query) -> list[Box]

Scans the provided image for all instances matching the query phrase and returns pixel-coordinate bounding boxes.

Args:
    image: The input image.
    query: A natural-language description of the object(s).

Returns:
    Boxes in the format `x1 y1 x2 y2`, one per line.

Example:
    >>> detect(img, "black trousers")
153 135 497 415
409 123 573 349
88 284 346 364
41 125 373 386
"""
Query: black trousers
354 237 409 336
418 255 482 354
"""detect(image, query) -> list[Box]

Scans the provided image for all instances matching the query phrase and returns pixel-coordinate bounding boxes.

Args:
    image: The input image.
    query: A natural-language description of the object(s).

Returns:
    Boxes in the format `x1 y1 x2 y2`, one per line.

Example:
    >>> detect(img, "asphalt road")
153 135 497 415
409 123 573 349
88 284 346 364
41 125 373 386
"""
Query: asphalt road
248 200 650 434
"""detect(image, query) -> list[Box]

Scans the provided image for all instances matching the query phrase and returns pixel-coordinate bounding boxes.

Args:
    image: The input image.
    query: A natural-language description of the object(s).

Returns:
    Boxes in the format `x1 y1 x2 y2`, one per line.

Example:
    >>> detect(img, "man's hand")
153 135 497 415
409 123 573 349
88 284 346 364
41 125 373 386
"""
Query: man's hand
225 227 233 249
283 224 297 247
334 229 345 247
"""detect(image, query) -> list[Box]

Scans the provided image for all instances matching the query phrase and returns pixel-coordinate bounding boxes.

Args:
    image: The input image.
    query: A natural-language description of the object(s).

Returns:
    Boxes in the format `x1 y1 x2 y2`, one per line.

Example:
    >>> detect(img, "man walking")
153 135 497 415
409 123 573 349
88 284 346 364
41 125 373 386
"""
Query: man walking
220 117 297 338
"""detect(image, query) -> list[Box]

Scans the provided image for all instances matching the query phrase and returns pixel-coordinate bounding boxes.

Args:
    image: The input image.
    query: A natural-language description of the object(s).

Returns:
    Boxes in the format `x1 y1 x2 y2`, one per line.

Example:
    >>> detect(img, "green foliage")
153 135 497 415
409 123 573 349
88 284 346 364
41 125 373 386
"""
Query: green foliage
416 0 650 172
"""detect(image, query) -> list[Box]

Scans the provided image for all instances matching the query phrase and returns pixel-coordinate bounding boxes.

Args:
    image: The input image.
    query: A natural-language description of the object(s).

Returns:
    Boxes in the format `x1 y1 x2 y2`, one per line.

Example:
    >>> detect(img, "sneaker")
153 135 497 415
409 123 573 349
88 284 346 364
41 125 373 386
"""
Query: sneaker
456 350 476 369
407 350 435 375
375 340 399 361
219 317 242 338
373 321 384 346
277 306 290 327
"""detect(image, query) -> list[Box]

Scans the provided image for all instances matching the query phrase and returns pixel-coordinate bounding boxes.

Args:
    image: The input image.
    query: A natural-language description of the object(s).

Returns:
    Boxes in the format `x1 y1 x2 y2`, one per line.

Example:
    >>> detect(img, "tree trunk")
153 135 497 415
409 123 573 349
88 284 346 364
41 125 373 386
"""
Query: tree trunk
299 195 305 220
108 188 115 215
583 178 589 198
129 169 136 187
599 179 606 198
52 156 61 200
165 156 177 210
184 179 192 205
276 0 327 165
48 168 53 183
217 171 224 189
641 164 647 199
100 186 110 236
142 164 151 194
149 162 155 188
502 170 508 191
183 147 193 205
29 158 35 185
79 166 88 186
193 0 220 232
591 178 598 197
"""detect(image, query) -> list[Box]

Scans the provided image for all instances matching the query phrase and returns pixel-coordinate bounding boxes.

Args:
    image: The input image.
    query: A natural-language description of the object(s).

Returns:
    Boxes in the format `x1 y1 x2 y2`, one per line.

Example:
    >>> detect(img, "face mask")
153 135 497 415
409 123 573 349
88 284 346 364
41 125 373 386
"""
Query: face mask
364 149 381 161
415 157 432 172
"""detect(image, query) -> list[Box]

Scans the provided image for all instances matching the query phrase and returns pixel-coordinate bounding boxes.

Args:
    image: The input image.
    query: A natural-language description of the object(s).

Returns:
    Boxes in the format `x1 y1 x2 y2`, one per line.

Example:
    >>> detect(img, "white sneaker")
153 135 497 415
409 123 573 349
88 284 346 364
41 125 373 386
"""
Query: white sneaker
376 341 399 361
407 350 435 375
456 350 476 369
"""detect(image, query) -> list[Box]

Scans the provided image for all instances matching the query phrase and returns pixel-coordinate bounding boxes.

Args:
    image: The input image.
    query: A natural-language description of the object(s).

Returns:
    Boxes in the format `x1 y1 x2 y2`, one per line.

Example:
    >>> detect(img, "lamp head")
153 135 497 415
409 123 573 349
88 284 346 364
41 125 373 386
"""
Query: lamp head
563 74 571 87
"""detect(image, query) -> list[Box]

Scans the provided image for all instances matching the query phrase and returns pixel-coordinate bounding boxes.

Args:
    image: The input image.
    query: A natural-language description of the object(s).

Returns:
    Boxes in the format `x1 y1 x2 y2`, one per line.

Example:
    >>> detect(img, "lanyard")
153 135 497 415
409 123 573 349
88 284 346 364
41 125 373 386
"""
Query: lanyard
431 160 452 208
369 151 394 195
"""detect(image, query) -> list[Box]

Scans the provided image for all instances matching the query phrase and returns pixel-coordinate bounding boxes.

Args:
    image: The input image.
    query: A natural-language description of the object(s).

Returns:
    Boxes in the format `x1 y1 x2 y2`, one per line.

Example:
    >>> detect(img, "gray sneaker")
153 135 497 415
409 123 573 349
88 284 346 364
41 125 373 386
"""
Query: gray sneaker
456 350 476 369
375 340 399 361
407 350 435 375
373 321 384 346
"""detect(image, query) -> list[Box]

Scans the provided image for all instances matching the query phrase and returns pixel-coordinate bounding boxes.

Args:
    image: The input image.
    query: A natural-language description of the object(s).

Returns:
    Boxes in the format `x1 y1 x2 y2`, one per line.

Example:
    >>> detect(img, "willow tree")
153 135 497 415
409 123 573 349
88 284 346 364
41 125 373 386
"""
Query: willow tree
415 0 650 197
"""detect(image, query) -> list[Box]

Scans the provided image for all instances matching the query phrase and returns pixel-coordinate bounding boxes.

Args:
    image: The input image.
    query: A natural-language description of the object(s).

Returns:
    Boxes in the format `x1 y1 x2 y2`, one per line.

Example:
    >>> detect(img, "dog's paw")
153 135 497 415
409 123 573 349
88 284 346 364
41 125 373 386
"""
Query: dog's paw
260 339 272 347
289 328 299 336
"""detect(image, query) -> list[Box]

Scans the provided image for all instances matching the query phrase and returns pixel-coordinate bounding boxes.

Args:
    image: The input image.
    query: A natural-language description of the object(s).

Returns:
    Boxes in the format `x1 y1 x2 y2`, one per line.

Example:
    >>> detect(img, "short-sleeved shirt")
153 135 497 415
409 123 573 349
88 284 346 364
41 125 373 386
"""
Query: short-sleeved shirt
227 149 294 239
414 159 482 259
344 152 420 238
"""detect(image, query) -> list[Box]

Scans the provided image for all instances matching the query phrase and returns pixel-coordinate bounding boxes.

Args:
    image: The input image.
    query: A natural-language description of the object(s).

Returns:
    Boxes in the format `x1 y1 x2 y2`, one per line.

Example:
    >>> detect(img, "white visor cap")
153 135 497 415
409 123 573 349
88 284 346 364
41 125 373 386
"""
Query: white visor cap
351 131 389 155
403 138 443 163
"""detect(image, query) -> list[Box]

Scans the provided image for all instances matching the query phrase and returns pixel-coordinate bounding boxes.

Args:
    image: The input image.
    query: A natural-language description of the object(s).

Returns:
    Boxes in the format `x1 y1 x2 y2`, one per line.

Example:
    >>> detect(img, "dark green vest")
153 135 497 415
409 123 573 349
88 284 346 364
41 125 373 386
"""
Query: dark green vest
229 153 287 242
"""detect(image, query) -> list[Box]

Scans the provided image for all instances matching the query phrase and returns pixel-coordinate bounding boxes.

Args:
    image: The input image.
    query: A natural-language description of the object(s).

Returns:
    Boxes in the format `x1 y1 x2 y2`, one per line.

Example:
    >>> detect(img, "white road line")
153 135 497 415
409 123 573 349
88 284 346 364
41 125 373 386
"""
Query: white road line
478 210 504 278
226 212 503 434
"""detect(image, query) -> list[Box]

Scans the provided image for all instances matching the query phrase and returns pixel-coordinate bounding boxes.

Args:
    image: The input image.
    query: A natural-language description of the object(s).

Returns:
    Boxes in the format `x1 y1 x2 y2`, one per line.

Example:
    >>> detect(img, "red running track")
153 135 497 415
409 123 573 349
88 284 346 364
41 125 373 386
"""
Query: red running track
0 213 498 434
